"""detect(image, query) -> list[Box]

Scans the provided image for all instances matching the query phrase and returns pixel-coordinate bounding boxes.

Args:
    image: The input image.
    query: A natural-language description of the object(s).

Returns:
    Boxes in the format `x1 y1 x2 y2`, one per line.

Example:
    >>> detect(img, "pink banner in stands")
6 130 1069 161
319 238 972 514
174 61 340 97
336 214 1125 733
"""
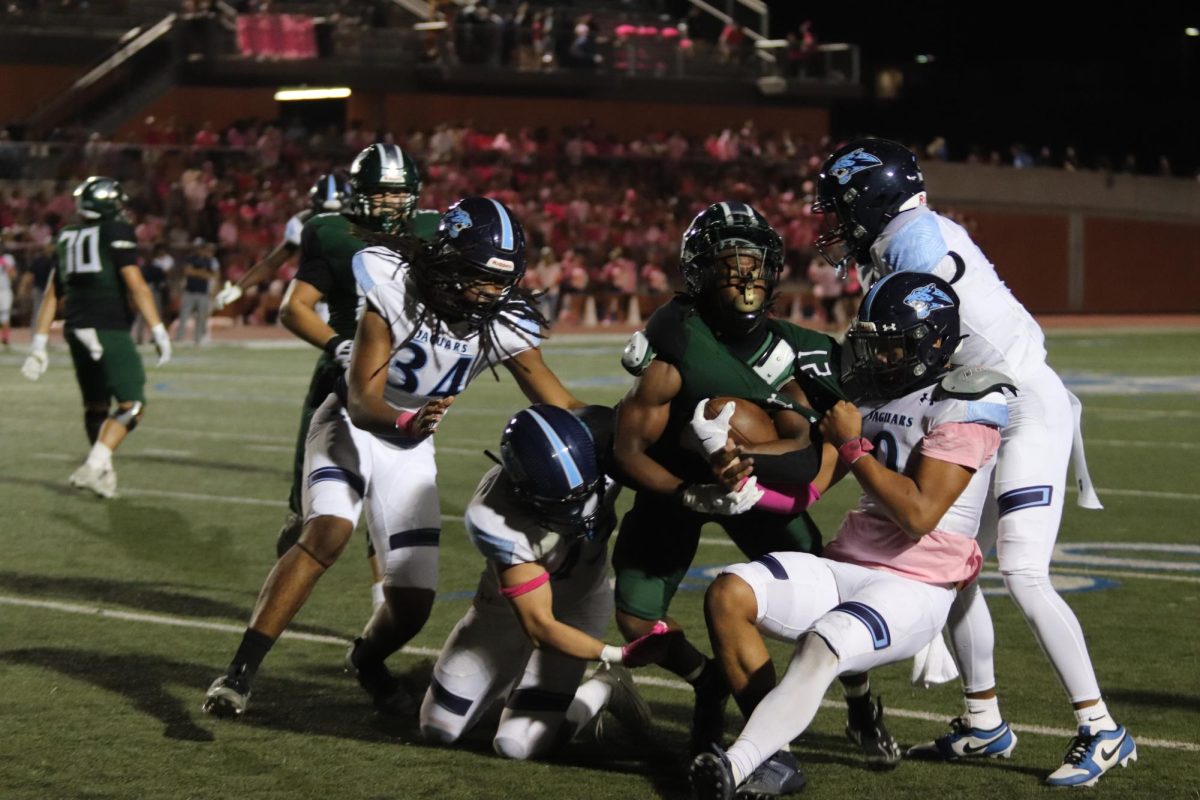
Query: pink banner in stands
236 14 317 60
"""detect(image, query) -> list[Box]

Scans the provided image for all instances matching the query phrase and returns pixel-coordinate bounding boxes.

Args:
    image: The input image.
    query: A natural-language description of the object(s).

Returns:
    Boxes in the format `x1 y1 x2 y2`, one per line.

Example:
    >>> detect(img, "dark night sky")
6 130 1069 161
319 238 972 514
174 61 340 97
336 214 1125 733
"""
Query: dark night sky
762 3 1200 172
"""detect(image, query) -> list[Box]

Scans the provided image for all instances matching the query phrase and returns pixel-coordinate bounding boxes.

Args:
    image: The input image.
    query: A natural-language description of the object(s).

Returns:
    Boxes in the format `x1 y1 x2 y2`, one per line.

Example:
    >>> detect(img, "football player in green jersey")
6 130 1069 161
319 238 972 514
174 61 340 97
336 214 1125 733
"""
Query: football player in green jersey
273 144 441 559
612 202 895 763
22 176 171 498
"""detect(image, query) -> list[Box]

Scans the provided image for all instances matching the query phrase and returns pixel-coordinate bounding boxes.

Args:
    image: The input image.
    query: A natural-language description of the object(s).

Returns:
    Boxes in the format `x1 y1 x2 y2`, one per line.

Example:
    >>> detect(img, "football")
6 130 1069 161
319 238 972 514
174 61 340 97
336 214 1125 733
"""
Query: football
704 396 779 447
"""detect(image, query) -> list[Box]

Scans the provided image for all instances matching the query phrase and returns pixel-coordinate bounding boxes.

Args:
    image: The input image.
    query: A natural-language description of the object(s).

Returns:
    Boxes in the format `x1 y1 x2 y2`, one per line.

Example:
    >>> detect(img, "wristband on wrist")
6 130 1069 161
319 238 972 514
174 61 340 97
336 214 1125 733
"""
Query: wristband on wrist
837 437 875 465
395 410 418 437
599 644 624 665
31 333 49 351
323 335 348 356
150 323 167 338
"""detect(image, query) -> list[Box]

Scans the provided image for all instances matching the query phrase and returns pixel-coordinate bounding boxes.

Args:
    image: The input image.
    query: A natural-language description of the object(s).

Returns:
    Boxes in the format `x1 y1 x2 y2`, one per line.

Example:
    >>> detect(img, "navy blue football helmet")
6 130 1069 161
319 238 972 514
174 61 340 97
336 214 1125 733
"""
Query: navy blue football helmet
417 196 527 325
499 404 610 540
680 201 784 337
309 173 351 214
814 138 926 277
845 271 962 401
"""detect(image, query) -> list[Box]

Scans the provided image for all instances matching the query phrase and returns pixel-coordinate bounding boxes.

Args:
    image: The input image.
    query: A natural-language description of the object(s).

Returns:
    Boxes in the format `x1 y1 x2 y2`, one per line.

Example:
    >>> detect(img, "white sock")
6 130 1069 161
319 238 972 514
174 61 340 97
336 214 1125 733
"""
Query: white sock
1075 700 1117 732
85 442 113 471
965 696 1003 731
725 636 840 785
564 676 613 739
370 581 385 610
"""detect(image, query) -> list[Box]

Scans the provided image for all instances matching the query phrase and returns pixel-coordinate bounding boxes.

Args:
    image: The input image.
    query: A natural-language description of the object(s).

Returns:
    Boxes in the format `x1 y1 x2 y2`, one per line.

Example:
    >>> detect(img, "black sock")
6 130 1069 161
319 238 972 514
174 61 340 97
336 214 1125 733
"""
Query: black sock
690 657 727 695
227 629 275 682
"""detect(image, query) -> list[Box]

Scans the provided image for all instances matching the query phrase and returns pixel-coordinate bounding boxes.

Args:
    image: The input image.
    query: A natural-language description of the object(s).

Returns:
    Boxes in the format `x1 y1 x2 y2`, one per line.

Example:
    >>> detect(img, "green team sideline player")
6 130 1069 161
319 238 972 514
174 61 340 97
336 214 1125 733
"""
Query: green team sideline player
22 176 172 498
274 144 440 560
613 202 894 762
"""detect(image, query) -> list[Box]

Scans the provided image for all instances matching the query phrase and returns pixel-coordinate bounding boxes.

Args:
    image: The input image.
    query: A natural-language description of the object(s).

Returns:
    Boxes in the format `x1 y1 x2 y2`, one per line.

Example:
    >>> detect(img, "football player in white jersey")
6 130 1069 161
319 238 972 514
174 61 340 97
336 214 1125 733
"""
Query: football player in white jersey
421 404 674 759
691 272 1008 800
810 138 1135 788
203 197 585 720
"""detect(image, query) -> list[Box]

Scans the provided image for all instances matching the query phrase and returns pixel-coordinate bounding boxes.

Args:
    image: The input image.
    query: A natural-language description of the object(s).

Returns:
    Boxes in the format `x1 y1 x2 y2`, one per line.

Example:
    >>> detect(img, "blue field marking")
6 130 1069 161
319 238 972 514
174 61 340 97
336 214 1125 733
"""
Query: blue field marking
1061 373 1200 395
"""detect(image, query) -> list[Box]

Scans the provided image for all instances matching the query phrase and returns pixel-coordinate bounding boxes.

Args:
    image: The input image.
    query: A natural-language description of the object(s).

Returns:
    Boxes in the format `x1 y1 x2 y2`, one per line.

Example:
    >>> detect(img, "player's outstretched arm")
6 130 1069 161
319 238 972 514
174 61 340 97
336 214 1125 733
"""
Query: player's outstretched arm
821 400 975 538
501 561 671 667
242 242 297 293
502 347 585 409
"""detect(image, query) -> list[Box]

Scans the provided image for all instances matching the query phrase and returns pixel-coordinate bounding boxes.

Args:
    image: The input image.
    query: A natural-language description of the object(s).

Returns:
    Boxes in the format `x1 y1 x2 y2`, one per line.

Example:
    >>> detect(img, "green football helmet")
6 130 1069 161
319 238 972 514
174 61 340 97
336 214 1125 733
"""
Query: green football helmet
680 201 783 336
347 144 422 233
74 176 129 221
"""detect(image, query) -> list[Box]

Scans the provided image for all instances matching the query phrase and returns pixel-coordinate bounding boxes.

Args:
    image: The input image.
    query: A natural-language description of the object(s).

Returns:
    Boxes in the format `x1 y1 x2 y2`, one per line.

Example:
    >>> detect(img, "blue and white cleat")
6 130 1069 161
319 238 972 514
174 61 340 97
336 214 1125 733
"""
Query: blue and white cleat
1045 725 1136 788
906 716 1018 760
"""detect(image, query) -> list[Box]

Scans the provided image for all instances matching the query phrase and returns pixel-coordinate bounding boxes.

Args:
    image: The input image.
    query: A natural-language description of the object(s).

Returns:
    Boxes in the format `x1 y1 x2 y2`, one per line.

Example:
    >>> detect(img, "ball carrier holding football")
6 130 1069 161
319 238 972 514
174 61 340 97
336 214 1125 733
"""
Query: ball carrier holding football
613 202 892 760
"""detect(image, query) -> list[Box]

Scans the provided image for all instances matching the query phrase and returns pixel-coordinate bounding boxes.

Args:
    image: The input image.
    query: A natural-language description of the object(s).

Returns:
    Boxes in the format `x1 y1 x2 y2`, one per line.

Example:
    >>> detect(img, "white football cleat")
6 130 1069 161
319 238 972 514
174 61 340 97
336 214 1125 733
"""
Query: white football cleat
69 462 117 499
1045 724 1136 788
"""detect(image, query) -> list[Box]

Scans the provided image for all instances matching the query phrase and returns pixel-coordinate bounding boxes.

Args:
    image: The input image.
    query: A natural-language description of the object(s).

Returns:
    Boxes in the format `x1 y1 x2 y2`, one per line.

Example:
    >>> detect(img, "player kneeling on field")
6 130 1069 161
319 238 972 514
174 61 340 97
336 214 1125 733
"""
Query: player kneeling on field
421 404 673 760
691 272 1012 799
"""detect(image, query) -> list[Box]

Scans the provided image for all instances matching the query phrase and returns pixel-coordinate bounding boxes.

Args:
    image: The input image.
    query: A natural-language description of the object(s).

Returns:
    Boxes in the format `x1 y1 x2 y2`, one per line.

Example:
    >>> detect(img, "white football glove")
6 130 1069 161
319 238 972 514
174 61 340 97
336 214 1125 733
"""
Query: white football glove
680 476 763 516
21 333 49 381
690 398 735 458
213 280 243 311
73 327 104 361
151 323 172 367
330 337 353 368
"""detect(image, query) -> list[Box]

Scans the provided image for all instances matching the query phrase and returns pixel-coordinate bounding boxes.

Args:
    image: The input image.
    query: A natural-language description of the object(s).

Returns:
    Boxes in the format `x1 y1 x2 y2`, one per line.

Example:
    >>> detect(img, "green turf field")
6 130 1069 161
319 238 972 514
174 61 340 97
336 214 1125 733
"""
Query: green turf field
1 329 1198 799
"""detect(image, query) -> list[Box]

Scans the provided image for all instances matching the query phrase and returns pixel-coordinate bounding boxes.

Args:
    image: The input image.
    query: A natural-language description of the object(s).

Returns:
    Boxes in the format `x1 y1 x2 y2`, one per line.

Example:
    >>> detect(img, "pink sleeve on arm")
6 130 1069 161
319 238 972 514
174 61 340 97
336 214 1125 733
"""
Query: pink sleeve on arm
755 483 822 514
920 422 1001 470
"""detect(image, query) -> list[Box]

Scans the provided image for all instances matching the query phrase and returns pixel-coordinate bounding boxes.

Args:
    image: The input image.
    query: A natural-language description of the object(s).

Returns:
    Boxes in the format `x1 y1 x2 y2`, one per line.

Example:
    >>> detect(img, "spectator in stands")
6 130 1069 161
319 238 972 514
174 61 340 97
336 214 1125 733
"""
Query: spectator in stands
175 238 219 345
531 245 561 324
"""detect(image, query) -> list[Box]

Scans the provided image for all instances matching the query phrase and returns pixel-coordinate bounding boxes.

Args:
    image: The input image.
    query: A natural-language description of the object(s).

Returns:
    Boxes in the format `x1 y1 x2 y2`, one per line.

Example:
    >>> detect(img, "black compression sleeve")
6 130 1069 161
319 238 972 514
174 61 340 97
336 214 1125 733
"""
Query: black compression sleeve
750 447 821 485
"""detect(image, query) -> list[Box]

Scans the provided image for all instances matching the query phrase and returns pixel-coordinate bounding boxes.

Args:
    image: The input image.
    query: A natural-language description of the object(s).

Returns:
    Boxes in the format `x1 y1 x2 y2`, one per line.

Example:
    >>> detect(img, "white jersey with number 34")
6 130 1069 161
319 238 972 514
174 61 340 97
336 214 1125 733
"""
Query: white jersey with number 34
352 246 542 414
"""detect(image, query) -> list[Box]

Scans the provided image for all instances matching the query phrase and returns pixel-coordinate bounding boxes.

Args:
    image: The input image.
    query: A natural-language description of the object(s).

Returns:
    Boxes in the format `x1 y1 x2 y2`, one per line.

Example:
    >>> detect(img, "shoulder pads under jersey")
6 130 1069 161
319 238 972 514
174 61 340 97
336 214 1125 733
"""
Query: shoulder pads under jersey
935 365 1018 400
621 330 655 376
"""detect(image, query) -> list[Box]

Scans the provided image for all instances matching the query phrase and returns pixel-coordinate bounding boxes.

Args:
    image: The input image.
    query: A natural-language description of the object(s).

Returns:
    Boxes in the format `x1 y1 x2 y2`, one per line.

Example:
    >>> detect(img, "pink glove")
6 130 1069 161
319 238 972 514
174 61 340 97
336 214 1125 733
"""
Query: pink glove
602 620 672 668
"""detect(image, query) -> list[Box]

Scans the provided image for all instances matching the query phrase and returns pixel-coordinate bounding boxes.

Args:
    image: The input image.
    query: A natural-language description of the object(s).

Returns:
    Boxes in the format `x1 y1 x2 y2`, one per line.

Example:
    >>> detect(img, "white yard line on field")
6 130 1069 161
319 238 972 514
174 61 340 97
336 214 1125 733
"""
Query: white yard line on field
0 592 1194 753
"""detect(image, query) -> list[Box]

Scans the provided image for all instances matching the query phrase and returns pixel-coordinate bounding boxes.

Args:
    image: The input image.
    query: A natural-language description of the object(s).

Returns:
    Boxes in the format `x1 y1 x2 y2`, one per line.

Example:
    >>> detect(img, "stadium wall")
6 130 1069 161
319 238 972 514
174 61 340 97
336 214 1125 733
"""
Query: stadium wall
0 65 86 121
116 87 832 140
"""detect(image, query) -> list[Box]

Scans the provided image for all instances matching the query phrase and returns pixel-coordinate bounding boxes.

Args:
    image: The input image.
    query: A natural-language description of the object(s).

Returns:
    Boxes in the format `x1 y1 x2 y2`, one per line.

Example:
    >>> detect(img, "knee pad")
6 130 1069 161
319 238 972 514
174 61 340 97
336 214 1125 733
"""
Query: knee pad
84 406 108 444
110 401 144 432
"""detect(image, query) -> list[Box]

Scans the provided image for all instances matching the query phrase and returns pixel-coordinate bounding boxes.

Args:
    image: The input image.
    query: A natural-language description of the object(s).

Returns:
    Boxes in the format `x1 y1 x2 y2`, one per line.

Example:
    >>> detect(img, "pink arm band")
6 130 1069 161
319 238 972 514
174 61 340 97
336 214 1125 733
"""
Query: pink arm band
394 410 418 437
500 571 550 599
756 483 822 514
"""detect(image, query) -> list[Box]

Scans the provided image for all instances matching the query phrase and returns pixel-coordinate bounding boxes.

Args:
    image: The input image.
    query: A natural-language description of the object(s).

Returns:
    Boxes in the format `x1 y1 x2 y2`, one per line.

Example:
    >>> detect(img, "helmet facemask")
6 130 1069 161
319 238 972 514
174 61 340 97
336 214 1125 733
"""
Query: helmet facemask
688 236 781 337
845 316 959 401
515 478 608 541
813 191 872 279
352 188 418 234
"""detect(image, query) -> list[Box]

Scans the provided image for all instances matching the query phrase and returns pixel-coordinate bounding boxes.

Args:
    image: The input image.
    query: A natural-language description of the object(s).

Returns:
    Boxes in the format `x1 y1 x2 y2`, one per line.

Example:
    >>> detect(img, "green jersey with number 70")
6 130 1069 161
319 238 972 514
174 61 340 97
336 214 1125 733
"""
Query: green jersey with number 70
53 219 140 330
